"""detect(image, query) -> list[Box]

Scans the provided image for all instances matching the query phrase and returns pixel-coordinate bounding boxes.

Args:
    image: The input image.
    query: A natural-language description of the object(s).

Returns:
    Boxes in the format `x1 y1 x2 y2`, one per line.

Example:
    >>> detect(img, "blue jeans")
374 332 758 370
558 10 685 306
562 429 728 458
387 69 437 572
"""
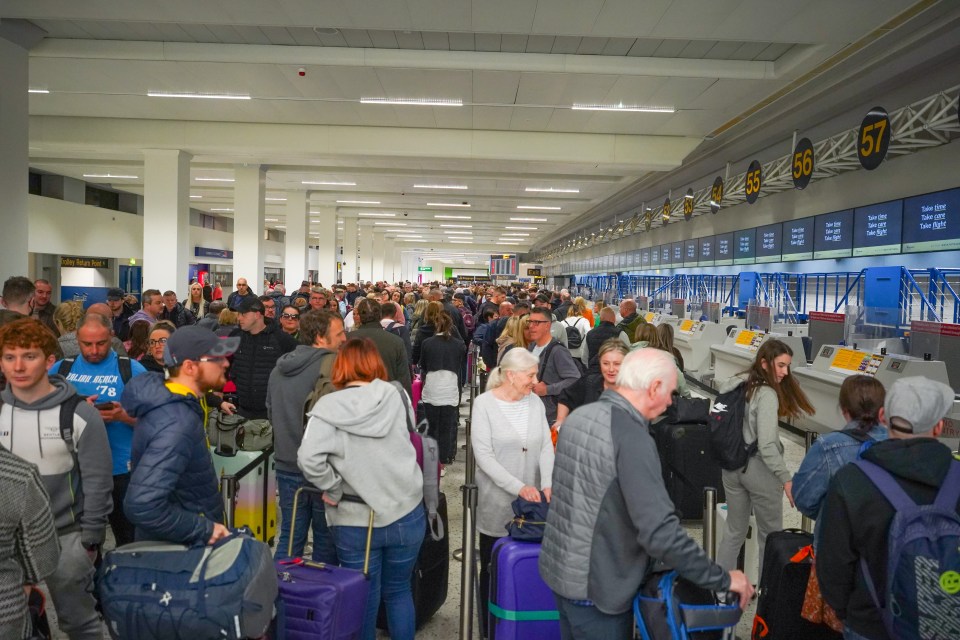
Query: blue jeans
275 470 337 563
332 505 425 640
554 594 634 640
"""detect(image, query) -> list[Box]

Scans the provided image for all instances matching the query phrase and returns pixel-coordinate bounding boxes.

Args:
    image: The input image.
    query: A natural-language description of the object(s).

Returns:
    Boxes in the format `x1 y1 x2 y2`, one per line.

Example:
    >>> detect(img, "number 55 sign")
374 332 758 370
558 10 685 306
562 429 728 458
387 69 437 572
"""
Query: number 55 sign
858 106 891 171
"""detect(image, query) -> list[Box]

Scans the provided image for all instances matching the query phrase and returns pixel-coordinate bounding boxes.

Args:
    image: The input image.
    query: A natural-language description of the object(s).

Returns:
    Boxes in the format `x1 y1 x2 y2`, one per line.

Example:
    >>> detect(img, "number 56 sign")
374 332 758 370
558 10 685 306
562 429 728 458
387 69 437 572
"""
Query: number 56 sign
858 106 891 171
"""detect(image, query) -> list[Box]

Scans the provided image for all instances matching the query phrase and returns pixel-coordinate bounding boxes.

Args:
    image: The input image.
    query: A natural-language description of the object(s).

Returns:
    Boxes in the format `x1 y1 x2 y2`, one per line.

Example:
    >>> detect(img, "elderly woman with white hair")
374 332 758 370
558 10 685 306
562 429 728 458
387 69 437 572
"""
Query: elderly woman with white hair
471 347 555 636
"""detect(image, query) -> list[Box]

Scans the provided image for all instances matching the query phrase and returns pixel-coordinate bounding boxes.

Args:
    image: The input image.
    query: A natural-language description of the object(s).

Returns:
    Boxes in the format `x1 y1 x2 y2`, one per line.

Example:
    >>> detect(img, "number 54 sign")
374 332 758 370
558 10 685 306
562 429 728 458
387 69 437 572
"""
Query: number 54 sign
858 106 891 171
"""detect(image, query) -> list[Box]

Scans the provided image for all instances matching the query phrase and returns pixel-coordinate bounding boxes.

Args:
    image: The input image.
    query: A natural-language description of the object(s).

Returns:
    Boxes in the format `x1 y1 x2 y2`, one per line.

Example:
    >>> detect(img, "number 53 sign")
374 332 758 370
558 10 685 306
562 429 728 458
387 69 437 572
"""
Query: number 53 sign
858 106 891 171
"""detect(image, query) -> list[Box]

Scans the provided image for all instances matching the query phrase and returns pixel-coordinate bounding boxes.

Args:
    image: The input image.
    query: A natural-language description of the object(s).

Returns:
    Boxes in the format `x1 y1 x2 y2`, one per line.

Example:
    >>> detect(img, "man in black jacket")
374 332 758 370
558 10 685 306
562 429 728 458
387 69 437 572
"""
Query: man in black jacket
160 290 197 328
817 376 960 640
552 289 573 321
226 297 297 419
583 306 630 372
350 298 412 395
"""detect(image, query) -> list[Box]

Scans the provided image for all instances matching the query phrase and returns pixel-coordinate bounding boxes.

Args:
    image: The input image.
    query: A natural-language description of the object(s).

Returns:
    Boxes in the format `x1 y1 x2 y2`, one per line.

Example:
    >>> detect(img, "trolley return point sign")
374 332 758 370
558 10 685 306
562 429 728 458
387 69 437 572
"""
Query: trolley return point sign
61 256 109 268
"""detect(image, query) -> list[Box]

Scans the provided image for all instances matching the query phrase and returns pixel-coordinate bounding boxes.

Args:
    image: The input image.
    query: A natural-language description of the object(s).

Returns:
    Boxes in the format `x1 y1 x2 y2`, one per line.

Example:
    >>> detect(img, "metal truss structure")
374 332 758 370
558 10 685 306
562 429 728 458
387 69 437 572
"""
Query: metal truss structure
538 85 960 266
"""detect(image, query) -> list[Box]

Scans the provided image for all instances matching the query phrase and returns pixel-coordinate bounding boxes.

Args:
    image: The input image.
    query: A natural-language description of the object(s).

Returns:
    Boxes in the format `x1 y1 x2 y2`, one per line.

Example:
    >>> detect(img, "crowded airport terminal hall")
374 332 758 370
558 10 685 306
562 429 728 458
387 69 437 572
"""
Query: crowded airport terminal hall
1 1 960 639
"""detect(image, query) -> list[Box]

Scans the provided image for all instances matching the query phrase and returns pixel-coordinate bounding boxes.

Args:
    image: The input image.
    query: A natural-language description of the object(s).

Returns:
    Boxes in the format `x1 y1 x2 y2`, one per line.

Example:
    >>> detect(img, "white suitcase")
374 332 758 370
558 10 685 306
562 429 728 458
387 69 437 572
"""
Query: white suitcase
716 503 759 584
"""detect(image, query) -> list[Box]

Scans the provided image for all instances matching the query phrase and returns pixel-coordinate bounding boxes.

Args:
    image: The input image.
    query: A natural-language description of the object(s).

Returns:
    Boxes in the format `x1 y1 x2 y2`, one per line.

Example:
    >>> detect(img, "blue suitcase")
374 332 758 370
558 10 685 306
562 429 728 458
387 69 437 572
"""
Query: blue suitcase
488 538 560 640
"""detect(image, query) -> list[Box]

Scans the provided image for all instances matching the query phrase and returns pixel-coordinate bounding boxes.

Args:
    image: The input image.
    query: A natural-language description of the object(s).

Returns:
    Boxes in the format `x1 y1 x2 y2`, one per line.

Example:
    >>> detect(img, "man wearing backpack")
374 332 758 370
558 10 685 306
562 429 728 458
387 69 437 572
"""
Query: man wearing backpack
817 376 960 640
0 318 113 640
51 312 147 547
267 309 346 562
527 308 581 427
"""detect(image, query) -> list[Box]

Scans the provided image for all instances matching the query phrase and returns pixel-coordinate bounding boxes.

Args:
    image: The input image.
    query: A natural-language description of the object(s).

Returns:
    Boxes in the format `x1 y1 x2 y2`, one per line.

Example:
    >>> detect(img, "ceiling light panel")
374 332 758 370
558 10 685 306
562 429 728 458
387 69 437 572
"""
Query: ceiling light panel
511 217 548 222
427 202 471 208
374 222 407 226
361 97 462 106
302 181 356 186
195 177 234 182
148 91 251 100
433 215 472 220
505 226 538 230
358 212 396 217
517 205 561 210
414 184 468 189
83 173 138 179
440 224 472 228
525 187 579 193
571 103 674 113
337 200 380 204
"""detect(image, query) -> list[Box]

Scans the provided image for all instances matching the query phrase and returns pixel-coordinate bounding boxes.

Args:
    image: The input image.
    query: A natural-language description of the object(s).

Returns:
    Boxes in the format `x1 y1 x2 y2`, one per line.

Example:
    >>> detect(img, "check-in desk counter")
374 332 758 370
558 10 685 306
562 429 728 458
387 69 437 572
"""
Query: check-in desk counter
675 319 741 381
709 329 808 388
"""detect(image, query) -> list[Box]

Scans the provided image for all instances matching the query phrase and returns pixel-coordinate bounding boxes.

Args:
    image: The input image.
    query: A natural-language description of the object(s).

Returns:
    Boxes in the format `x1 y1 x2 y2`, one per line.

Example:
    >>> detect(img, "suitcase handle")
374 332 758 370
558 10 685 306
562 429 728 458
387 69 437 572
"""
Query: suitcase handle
289 487 375 577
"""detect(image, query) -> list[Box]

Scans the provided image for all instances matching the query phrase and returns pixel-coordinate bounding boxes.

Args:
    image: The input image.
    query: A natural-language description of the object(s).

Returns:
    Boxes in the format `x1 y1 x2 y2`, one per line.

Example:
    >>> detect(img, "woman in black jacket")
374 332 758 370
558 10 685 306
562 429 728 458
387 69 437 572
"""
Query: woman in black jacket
418 310 464 466
553 339 628 431
412 301 464 363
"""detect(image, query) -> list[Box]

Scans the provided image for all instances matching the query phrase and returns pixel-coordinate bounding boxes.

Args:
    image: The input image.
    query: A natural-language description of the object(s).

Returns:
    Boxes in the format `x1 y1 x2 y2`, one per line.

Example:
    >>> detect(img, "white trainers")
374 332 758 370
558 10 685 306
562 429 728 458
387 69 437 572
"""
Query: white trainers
440 466 447 477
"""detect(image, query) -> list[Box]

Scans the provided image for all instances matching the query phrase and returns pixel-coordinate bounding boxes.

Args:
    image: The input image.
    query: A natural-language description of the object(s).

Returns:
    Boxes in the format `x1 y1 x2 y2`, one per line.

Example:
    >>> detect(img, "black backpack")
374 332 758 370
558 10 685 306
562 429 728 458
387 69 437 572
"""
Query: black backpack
707 382 757 471
563 318 584 350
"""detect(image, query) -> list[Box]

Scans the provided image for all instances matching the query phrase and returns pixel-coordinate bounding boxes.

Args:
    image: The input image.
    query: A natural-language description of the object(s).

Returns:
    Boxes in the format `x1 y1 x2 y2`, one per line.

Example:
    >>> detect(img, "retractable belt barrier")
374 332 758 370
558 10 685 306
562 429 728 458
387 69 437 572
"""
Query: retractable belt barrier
459 344 481 640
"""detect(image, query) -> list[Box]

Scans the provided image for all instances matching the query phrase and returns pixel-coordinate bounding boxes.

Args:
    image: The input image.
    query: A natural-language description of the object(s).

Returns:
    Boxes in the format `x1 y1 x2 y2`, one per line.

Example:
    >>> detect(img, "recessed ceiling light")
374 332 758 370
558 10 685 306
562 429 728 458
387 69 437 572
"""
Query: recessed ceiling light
571 103 674 113
211 208 234 212
444 231 472 235
517 205 561 210
148 91 251 100
440 224 472 228
358 212 396 217
414 184 468 190
449 240 472 244
428 202 471 208
265 197 287 202
433 215 472 220
265 218 279 222
28 89 50 94
374 222 407 226
496 242 521 246
83 173 139 179
525 187 579 193
302 180 356 186
337 200 380 205
195 177 235 183
400 239 426 242
361 98 462 107
505 226 538 230
275 225 286 228
190 195 202 199
502 233 529 236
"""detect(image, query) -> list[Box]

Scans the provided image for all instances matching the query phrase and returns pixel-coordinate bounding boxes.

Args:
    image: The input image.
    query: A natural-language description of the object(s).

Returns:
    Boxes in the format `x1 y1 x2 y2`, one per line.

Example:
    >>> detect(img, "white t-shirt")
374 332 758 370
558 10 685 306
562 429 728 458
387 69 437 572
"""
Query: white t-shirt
495 397 530 444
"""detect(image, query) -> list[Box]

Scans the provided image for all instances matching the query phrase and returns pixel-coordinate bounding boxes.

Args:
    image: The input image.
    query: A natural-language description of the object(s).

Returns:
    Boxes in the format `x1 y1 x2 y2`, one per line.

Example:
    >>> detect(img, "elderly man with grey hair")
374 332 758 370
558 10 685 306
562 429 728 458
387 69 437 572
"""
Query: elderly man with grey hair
539 348 754 639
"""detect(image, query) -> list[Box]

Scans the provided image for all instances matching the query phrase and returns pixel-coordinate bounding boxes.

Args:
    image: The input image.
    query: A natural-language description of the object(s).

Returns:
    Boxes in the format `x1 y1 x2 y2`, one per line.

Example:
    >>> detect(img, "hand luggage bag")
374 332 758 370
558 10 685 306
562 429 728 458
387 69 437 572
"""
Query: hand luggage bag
411 374 423 417
377 492 449 630
275 488 374 640
653 421 724 521
214 447 278 545
750 529 840 640
488 538 560 640
97 531 278 640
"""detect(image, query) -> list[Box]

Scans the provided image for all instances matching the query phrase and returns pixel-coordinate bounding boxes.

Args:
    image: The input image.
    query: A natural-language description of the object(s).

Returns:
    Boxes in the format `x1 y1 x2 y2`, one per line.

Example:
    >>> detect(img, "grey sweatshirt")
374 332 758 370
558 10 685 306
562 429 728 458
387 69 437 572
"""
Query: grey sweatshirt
266 345 336 473
717 376 790 483
0 376 113 546
298 379 423 528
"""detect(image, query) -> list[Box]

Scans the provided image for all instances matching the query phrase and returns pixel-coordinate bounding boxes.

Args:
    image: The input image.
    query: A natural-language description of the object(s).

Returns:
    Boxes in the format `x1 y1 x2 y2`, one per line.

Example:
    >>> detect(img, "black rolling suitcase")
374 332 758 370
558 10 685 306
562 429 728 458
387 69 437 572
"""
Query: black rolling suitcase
653 421 724 521
750 529 841 640
377 492 450 630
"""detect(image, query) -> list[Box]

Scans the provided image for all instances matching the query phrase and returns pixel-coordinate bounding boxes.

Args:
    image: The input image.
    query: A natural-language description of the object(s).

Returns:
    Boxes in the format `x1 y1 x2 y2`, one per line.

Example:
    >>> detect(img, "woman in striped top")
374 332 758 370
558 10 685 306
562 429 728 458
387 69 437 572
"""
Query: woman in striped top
471 347 555 636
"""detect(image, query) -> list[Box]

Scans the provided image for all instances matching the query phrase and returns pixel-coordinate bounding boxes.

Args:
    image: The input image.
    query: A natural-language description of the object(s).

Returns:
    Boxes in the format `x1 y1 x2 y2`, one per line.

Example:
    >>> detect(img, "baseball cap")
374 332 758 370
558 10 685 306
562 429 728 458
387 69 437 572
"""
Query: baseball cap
106 287 125 300
884 376 954 434
163 326 239 367
236 297 265 314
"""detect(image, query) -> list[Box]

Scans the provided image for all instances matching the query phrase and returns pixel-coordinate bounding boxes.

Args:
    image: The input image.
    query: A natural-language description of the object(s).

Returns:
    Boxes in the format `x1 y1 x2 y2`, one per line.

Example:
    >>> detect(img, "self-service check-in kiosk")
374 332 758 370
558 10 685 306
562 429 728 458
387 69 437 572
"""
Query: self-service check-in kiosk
675 318 743 381
709 329 808 388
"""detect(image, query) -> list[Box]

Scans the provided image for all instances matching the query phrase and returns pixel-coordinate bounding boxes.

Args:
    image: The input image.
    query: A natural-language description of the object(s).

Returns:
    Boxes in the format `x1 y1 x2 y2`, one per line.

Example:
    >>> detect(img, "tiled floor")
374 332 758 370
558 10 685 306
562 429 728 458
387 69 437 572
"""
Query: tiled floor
47 394 808 640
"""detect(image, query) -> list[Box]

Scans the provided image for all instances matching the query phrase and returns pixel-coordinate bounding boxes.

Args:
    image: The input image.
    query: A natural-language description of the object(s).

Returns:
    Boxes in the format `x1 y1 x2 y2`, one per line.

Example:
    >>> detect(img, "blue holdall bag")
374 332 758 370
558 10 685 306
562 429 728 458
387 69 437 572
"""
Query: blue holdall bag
852 459 960 640
97 530 278 640
634 570 741 640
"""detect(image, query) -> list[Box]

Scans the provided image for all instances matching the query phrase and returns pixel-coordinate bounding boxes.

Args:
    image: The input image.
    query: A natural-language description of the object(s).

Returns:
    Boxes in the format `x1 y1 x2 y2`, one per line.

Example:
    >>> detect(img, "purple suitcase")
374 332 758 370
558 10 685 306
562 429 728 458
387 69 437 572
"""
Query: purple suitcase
275 488 373 639
488 538 560 640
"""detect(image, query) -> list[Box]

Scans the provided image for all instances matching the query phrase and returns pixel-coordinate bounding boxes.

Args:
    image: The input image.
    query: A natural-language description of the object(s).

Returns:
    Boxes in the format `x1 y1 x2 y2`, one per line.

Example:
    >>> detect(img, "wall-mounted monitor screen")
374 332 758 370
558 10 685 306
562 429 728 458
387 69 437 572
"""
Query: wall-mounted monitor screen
782 217 814 261
671 241 684 267
814 209 854 259
698 235 715 266
902 187 960 253
715 232 734 266
853 199 903 256
640 247 651 268
684 239 698 266
734 228 756 265
756 222 783 263
650 245 660 267
661 244 672 266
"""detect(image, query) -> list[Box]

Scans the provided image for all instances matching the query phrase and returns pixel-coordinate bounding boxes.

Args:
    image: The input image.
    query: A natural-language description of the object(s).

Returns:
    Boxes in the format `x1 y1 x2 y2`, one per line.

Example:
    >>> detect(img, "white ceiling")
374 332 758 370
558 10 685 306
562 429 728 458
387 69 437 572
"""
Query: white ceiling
6 0 949 255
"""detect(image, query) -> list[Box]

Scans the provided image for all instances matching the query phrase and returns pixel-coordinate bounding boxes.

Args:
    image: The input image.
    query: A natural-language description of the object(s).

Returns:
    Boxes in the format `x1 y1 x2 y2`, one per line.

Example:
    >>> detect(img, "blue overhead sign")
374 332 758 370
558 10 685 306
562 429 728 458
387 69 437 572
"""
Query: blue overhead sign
195 247 233 259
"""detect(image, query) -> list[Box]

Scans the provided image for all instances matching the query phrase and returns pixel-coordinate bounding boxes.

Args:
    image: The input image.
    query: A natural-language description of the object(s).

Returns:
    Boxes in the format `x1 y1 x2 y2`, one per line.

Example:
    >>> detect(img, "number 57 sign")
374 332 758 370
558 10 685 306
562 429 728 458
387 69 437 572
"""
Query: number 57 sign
858 106 891 171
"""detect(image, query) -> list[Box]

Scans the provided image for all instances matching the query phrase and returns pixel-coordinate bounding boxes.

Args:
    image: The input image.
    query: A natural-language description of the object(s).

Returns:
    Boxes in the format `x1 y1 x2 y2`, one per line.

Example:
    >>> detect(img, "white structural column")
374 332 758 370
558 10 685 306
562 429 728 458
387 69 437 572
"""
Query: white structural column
372 232 386 282
341 217 358 284
388 244 401 283
143 149 191 294
284 190 309 286
312 205 337 286
234 165 266 290
0 30 33 277
358 225 374 283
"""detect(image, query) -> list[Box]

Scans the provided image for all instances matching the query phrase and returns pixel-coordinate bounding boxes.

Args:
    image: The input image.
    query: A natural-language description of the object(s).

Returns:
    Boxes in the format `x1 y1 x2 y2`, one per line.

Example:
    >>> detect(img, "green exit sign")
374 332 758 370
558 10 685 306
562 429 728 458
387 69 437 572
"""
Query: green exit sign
418 266 433 272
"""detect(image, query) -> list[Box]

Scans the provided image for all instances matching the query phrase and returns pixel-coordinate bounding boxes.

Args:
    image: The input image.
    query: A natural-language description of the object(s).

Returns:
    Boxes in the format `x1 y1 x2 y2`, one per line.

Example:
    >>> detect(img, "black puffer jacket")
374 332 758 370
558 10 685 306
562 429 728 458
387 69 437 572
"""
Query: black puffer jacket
159 303 197 328
228 323 297 418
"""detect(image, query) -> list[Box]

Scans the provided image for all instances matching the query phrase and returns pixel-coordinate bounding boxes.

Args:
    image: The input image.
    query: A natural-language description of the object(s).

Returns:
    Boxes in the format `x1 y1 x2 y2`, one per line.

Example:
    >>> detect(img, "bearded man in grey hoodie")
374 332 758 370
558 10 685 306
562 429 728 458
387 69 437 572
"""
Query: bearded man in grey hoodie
266 309 346 561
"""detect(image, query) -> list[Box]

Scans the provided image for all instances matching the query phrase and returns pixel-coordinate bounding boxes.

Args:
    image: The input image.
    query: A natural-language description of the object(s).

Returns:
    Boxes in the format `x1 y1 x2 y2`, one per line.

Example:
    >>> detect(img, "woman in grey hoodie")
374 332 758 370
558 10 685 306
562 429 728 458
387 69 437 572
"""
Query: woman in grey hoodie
298 338 424 640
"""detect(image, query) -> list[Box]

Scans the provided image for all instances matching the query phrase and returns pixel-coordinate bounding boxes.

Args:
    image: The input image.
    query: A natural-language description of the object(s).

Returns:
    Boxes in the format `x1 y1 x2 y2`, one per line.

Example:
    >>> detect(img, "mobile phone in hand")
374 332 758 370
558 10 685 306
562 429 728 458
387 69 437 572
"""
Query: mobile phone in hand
95 402 114 410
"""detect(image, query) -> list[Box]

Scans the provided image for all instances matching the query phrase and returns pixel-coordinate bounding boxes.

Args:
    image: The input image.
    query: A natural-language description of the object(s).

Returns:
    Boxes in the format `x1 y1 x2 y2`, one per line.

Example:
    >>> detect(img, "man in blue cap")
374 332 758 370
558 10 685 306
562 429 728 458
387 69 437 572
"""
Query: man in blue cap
121 326 239 545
